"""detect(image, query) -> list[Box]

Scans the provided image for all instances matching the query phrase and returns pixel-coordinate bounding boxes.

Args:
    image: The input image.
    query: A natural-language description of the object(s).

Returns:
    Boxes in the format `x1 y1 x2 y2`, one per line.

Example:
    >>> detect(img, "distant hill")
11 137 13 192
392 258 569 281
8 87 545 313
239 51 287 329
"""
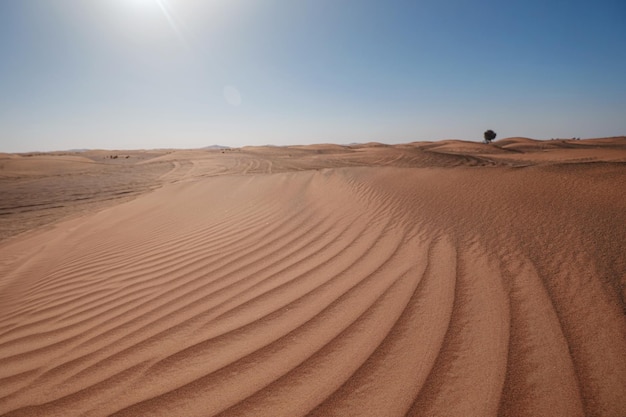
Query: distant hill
203 145 231 150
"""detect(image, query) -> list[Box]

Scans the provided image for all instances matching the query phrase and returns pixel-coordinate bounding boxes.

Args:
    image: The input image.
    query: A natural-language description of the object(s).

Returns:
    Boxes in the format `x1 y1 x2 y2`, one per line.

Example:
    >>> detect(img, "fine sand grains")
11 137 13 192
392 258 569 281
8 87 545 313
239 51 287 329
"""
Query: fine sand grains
0 140 625 416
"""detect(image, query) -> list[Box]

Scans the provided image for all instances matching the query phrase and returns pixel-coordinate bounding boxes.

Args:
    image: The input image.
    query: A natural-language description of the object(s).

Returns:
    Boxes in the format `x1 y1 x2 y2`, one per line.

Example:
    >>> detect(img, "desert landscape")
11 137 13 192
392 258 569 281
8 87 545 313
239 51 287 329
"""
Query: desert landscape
0 137 625 416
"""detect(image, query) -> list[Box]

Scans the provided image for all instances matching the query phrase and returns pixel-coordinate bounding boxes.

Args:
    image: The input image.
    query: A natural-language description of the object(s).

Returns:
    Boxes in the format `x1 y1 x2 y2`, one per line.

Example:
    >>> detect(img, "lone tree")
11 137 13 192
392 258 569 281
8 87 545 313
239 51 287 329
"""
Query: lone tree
484 129 497 143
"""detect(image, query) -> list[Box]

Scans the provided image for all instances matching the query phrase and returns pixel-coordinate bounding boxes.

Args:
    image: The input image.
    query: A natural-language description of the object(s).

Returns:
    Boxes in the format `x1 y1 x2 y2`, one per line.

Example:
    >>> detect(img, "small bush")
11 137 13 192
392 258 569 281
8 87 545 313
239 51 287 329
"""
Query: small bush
484 130 497 143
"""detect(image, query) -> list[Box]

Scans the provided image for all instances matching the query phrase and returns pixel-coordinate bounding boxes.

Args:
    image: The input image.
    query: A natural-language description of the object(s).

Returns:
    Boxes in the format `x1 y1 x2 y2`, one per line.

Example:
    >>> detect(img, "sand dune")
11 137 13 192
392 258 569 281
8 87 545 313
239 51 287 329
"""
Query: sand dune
1 138 625 416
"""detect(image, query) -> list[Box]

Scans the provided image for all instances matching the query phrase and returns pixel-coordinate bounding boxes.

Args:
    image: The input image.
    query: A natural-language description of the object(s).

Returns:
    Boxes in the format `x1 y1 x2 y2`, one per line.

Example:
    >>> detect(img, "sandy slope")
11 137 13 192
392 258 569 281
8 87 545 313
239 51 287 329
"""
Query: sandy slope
0 138 625 416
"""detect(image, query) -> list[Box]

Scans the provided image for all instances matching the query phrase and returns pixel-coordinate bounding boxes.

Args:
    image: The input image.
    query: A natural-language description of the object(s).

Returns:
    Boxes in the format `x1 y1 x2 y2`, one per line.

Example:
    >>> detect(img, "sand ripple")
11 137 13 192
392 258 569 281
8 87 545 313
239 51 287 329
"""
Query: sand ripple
1 140 626 416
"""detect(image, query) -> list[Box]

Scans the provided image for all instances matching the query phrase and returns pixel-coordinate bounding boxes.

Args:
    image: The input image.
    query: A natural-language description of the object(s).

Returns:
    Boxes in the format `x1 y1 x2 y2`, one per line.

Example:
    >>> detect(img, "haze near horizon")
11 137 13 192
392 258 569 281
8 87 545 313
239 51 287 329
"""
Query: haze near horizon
1 0 625 152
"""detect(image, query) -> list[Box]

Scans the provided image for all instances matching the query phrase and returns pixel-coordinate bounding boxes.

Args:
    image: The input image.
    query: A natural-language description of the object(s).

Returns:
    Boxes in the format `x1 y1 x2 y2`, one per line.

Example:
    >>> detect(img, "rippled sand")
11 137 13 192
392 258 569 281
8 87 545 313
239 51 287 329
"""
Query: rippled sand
1 137 625 416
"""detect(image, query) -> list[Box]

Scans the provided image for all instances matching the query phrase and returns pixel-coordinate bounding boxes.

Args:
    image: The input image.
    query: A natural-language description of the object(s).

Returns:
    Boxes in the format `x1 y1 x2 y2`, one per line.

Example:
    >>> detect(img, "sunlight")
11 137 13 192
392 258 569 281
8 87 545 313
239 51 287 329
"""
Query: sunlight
126 0 189 49
126 0 159 8
128 0 162 7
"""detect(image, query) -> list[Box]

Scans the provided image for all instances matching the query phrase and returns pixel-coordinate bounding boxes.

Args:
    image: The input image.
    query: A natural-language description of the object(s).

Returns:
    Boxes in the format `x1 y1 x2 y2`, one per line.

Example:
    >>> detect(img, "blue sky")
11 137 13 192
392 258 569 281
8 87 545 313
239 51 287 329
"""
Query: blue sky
1 0 624 152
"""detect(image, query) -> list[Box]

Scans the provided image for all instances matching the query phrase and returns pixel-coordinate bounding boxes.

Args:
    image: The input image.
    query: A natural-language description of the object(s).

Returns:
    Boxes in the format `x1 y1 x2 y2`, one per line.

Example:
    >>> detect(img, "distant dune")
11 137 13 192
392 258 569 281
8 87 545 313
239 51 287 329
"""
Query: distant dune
203 145 232 150
0 138 625 416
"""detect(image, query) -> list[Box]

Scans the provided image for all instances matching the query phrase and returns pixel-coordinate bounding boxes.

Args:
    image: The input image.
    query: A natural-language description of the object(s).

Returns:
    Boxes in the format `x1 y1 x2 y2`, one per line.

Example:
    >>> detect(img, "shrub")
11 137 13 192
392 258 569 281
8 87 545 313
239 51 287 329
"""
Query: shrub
484 130 497 143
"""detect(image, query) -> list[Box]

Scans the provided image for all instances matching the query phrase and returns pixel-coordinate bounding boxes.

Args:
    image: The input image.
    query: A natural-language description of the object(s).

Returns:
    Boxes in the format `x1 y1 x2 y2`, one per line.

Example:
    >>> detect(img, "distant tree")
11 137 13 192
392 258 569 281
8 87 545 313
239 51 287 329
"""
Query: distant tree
484 130 497 143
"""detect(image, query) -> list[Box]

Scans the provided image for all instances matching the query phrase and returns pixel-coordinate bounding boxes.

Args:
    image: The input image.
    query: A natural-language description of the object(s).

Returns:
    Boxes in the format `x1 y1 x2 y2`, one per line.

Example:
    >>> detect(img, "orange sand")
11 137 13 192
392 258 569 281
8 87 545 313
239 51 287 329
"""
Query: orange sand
1 137 625 416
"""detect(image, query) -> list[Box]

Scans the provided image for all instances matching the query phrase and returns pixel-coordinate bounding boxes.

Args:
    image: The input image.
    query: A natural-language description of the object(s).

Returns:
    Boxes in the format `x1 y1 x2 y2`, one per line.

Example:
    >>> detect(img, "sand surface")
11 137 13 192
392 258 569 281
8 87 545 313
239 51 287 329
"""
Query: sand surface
1 137 625 416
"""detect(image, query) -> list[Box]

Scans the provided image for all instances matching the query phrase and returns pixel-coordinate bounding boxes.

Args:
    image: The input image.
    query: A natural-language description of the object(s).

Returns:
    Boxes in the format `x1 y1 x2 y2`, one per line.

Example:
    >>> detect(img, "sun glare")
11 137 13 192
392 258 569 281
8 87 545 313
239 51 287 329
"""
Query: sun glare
125 0 190 49
128 0 159 6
